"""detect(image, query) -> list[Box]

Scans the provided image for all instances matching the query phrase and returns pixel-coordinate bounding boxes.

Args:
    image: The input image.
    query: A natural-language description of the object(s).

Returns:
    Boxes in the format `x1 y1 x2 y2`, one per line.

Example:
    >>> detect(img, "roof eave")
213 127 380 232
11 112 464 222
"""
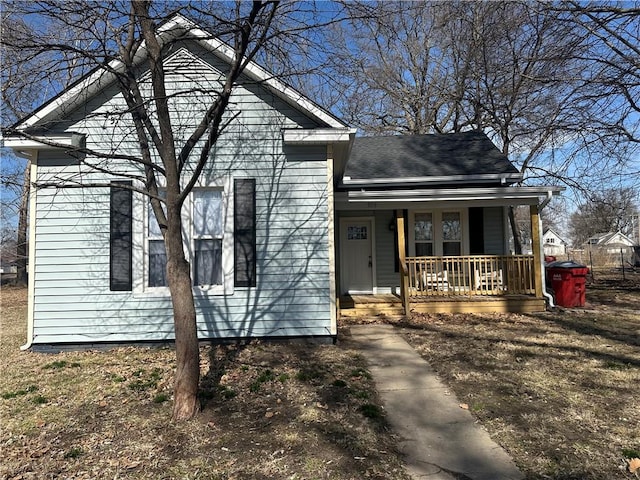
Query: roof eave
282 128 357 145
340 172 523 188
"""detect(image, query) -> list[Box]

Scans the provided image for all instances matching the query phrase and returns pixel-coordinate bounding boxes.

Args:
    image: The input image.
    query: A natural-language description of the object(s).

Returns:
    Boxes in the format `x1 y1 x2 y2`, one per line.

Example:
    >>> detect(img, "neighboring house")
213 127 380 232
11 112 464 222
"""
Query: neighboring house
4 15 562 350
582 231 637 266
583 231 636 254
543 228 567 256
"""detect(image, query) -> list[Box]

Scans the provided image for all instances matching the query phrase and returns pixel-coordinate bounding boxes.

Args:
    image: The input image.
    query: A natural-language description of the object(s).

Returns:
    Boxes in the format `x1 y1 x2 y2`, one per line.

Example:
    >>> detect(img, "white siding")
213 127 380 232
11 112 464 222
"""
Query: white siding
30 43 333 345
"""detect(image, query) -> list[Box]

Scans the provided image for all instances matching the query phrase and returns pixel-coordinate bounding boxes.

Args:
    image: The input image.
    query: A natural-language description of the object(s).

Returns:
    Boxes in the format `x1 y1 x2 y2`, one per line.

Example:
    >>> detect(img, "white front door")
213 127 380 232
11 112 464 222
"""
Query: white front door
341 219 374 294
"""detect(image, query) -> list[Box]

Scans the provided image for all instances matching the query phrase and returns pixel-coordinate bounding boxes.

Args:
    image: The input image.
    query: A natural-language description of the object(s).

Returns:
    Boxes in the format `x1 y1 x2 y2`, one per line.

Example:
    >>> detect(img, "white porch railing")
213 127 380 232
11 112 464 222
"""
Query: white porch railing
405 255 536 297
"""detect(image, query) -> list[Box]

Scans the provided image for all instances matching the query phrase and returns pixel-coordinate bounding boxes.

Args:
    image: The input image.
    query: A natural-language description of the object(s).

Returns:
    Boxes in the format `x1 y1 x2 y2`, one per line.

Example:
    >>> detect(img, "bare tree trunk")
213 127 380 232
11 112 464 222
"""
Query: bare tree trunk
16 159 30 285
165 205 200 421
508 206 522 255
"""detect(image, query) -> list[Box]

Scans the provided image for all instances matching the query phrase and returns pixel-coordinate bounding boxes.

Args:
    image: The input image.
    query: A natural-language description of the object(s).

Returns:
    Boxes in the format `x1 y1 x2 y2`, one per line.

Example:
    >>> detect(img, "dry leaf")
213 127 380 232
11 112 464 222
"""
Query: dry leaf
123 460 141 470
628 458 640 474
459 403 469 410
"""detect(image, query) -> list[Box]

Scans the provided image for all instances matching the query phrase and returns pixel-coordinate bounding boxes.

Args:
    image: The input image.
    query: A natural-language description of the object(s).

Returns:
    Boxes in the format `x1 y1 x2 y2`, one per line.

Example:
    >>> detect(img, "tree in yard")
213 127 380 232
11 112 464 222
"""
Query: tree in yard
1 0 289 421
315 1 639 250
324 1 587 252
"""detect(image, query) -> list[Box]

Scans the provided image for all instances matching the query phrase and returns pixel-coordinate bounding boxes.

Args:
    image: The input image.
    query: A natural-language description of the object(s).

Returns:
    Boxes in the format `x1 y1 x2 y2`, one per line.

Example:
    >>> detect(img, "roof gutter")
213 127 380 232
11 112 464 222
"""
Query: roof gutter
2 133 86 161
345 186 564 203
341 172 523 187
538 189 554 210
282 128 357 145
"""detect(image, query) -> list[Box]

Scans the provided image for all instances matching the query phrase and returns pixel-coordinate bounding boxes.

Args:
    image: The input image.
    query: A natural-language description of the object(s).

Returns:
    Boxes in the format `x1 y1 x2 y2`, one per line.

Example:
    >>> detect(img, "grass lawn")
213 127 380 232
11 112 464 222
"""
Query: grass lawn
388 269 640 480
0 286 409 480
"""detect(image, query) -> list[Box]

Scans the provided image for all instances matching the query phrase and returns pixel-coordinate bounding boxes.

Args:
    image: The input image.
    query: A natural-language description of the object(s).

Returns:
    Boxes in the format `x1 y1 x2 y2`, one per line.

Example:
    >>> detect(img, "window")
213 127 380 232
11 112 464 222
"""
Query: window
143 183 241 292
147 196 167 288
442 212 461 256
412 210 466 256
414 213 433 256
147 190 223 288
547 237 555 244
347 225 368 240
193 190 223 286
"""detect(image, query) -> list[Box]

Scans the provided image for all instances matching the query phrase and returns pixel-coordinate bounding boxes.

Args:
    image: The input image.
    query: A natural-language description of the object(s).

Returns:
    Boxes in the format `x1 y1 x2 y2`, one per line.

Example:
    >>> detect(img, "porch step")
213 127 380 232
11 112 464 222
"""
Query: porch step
339 295 405 317
340 305 405 317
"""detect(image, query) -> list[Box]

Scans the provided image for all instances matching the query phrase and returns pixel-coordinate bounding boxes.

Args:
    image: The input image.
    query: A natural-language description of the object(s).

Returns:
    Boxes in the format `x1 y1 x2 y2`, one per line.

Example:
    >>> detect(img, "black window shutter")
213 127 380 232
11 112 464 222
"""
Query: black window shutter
110 181 133 291
234 179 256 287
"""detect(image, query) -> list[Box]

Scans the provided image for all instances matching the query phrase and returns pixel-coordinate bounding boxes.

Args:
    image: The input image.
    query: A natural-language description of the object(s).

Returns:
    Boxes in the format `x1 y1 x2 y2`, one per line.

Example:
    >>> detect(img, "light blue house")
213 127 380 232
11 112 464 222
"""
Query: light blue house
5 15 561 350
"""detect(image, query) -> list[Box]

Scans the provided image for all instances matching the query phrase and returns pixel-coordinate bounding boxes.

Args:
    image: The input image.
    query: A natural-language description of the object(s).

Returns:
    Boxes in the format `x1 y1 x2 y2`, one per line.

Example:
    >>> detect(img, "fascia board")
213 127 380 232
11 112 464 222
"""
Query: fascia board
342 173 523 186
282 128 357 144
2 133 84 149
346 186 564 204
12 62 124 131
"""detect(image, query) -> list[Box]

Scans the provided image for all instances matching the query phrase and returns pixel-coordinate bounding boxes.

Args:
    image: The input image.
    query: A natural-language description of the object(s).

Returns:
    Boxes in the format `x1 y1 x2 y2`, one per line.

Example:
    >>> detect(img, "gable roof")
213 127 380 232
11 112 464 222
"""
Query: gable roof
585 231 636 246
11 13 346 132
543 228 567 243
342 131 522 187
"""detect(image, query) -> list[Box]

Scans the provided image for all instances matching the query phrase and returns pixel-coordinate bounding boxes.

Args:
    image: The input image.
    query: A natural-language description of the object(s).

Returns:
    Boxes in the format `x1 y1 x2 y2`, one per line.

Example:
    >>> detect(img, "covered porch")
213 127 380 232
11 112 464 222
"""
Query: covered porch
333 132 561 317
336 198 555 317
395 203 545 315
339 249 545 316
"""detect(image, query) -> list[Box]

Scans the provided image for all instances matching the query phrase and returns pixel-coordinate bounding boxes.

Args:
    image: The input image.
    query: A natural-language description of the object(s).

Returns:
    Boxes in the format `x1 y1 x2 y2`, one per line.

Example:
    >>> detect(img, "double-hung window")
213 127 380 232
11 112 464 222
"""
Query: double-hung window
414 213 434 256
442 212 461 255
145 188 228 290
192 190 223 287
115 177 255 294
148 197 167 288
411 210 466 257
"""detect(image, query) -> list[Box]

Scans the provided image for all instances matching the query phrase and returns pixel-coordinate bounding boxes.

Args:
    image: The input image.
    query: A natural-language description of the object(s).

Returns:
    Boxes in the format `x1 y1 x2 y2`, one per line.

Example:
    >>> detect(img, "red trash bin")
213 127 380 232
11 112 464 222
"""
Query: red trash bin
546 261 589 308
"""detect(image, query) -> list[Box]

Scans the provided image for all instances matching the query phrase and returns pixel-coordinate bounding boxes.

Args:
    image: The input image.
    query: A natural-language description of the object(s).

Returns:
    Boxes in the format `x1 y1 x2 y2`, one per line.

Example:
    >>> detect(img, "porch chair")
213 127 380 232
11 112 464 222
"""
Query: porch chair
474 264 505 292
420 266 449 292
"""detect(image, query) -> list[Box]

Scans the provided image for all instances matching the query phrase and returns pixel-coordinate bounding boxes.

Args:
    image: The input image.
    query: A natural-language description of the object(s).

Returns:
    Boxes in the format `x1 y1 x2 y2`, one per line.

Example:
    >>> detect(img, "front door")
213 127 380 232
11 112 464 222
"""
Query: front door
341 219 374 294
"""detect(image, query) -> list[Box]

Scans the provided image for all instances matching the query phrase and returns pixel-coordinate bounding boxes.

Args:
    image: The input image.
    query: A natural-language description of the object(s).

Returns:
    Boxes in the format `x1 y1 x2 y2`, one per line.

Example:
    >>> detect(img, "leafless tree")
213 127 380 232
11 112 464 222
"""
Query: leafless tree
0 0 327 421
568 187 639 247
316 0 639 252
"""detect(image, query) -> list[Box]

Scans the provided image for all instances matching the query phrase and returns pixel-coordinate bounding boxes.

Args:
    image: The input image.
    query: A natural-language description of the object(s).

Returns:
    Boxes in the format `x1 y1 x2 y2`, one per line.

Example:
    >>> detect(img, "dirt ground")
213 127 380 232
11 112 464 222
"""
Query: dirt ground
387 269 640 480
0 286 409 480
2 269 638 479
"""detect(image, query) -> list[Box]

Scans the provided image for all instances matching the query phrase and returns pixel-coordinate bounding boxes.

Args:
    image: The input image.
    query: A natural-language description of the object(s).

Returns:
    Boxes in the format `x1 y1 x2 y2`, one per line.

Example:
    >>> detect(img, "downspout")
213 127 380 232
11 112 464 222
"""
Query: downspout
538 190 555 308
20 152 38 350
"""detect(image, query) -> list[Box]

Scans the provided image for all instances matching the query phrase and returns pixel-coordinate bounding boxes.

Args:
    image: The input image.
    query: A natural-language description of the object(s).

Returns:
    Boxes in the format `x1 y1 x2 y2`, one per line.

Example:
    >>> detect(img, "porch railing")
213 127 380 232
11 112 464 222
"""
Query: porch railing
404 255 536 297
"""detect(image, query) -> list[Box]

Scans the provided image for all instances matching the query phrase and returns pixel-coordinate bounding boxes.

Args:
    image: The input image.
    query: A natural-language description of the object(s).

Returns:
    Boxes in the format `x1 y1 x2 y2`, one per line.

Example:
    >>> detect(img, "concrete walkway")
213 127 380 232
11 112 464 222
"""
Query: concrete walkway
346 324 524 480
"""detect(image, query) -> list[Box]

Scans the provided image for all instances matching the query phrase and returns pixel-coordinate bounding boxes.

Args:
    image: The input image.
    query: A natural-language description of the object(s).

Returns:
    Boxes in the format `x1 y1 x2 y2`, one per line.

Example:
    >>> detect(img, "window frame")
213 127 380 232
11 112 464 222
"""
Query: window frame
133 178 234 297
409 209 468 257
414 212 434 256
191 188 224 289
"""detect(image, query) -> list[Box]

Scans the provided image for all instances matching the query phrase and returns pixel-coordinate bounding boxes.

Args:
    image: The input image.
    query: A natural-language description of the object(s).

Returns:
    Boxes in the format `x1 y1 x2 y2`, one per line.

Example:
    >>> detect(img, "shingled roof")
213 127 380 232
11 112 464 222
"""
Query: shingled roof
343 131 520 186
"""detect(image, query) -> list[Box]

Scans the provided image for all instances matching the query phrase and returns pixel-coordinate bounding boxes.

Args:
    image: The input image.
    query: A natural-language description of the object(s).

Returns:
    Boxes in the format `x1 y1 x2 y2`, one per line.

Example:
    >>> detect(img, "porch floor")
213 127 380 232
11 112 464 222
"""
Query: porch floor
339 293 545 316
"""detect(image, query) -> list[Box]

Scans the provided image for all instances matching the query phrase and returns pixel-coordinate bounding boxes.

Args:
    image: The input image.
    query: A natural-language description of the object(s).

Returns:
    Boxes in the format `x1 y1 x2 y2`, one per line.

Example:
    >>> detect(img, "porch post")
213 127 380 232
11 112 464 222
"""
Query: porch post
396 210 410 315
530 204 544 298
